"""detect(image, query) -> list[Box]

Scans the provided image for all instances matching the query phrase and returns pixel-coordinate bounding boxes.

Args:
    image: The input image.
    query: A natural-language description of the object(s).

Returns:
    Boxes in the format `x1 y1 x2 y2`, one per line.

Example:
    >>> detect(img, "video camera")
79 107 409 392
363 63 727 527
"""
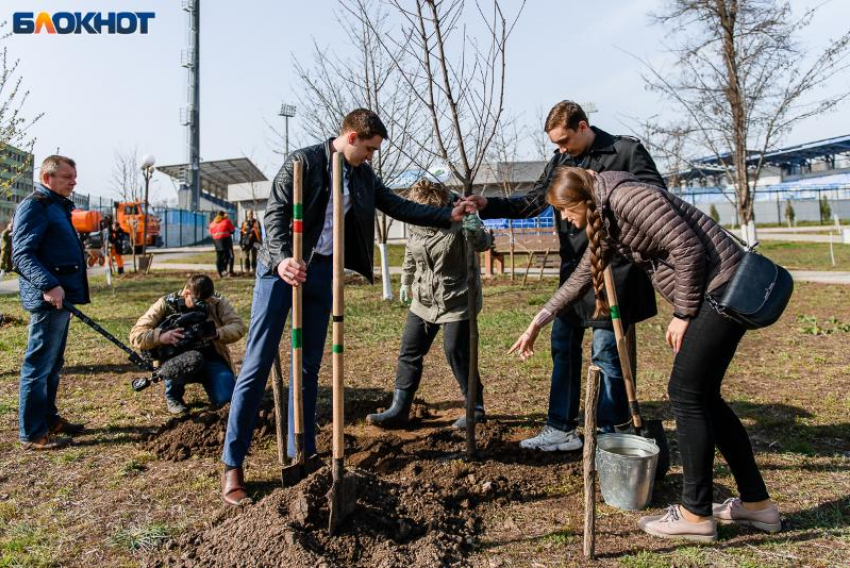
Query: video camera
144 297 217 362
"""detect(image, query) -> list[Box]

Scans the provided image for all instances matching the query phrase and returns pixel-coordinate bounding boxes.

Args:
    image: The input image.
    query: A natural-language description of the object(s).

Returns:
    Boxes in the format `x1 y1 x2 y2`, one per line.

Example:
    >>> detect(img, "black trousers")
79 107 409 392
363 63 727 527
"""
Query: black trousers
670 297 769 517
394 311 484 406
214 238 233 276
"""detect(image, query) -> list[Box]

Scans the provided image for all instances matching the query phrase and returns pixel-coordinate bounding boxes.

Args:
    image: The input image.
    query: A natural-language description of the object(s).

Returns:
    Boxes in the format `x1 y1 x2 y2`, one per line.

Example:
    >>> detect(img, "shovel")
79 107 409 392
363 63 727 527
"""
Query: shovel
602 266 670 480
282 159 322 486
327 151 356 535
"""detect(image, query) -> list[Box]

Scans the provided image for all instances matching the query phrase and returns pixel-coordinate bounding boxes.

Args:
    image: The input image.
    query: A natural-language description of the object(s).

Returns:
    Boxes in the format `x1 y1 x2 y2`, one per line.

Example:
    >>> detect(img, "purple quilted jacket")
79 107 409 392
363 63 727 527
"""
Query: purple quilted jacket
535 171 743 326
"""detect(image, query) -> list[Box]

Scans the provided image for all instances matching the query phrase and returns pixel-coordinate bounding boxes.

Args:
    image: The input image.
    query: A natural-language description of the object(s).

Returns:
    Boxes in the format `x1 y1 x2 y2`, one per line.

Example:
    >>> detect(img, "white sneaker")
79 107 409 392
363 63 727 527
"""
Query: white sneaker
519 425 582 452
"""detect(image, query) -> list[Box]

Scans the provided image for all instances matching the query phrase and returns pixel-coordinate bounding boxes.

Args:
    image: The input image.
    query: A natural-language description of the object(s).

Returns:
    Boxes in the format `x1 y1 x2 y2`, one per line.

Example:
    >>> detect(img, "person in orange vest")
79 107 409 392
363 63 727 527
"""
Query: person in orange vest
209 211 236 278
239 209 262 274
107 219 126 275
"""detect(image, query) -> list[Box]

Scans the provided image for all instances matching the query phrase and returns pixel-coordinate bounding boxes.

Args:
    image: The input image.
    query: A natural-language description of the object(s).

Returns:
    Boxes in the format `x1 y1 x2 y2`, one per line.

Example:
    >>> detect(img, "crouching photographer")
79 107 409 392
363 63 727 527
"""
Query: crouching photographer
129 274 245 414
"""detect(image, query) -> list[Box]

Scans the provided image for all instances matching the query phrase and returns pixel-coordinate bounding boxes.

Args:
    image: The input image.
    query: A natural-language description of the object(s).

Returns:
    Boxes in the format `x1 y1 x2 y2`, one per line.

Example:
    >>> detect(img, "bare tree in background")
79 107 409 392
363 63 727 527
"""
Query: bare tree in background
363 0 525 454
634 120 705 195
0 32 42 204
531 105 551 162
111 149 144 203
640 0 850 243
488 117 524 279
287 0 433 300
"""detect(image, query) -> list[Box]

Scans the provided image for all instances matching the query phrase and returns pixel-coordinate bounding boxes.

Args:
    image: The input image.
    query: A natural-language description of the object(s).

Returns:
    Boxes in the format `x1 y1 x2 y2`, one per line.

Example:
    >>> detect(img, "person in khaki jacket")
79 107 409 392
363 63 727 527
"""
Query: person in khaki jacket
367 179 492 430
130 274 245 414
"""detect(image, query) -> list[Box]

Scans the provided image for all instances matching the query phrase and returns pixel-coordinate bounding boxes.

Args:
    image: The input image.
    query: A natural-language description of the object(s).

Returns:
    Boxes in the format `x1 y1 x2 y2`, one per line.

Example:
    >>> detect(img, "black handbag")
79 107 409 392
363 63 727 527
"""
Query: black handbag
707 235 794 329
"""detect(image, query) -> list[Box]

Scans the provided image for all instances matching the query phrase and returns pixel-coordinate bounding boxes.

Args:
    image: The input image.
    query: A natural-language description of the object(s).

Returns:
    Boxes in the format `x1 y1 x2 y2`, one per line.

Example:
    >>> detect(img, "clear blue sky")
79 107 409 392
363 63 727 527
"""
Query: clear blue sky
6 0 849 202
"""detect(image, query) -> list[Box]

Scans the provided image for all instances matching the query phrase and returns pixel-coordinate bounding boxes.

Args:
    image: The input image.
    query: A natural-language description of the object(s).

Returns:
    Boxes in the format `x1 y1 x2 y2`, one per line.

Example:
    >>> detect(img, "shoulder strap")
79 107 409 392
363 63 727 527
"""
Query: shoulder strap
718 224 758 252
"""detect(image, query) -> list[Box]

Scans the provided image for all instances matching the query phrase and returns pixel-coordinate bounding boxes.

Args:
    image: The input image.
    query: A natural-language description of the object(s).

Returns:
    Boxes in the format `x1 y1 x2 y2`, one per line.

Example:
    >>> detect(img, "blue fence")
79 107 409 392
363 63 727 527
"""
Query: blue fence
151 207 211 248
483 205 556 230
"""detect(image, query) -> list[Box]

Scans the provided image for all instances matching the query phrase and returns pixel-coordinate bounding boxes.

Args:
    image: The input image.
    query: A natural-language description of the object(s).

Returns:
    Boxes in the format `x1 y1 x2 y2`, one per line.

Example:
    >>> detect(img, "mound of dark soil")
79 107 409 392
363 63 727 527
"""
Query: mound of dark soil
144 402 275 461
145 390 398 462
148 417 581 567
159 466 490 567
0 314 25 328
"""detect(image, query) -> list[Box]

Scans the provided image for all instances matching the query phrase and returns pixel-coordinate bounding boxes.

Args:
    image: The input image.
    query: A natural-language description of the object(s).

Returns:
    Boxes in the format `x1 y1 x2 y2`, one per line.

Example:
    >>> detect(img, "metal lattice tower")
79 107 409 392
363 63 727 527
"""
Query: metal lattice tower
181 0 201 211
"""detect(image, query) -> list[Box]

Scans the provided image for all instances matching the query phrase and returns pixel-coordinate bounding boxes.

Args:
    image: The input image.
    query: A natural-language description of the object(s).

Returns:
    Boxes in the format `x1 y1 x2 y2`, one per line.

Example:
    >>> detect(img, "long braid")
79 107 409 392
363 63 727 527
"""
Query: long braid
545 165 611 317
585 198 610 318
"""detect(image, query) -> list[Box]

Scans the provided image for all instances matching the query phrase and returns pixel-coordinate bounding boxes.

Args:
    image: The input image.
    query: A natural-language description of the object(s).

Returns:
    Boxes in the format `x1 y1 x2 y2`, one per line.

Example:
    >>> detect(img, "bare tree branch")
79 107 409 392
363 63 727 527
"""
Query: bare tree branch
636 0 850 237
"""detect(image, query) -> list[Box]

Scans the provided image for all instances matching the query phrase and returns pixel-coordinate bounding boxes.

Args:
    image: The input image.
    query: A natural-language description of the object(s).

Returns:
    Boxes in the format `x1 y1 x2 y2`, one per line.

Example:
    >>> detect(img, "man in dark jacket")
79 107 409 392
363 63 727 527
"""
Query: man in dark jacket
13 155 89 450
469 101 662 450
220 108 471 505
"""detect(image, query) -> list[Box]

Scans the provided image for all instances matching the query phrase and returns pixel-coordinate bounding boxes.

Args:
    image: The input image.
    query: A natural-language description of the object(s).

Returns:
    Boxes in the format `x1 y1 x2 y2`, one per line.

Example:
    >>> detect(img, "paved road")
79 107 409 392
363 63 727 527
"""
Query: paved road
758 233 844 243
758 225 843 233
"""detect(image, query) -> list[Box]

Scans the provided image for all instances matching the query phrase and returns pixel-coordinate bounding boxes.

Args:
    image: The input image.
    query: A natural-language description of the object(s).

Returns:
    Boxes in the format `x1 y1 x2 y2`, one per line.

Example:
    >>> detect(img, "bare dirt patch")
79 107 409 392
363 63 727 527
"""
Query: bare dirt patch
150 414 577 567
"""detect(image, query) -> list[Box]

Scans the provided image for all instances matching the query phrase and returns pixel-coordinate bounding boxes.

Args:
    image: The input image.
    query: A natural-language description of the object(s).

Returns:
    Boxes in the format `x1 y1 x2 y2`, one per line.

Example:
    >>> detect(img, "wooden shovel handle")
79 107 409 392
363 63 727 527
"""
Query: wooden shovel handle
292 160 304 437
331 152 345 461
602 266 643 431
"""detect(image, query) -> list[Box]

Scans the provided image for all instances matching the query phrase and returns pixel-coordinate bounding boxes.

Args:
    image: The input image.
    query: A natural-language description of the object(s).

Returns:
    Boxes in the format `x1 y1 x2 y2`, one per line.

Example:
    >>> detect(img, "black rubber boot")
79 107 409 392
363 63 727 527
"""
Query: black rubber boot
366 389 414 429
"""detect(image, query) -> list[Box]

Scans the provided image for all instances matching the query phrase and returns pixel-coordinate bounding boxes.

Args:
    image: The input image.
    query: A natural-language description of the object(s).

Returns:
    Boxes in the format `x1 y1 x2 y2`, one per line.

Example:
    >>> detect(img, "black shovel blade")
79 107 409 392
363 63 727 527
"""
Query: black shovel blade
327 459 356 535
643 419 670 480
281 454 323 487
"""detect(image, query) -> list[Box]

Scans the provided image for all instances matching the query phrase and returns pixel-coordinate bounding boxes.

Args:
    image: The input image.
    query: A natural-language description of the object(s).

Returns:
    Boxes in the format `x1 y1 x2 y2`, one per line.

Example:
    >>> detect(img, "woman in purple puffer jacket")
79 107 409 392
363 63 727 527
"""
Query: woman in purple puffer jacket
509 167 781 543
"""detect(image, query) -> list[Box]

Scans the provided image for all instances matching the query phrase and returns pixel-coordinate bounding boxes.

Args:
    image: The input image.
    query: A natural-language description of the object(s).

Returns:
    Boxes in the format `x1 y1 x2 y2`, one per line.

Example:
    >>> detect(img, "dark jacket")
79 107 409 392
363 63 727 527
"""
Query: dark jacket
480 126 662 329
12 185 90 311
401 216 492 324
537 172 744 324
258 139 453 282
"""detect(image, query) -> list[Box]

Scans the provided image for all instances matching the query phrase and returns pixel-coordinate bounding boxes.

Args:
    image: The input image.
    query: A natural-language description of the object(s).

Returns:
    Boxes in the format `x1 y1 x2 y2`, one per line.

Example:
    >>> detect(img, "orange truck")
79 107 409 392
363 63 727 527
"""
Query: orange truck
72 201 162 254
115 201 162 252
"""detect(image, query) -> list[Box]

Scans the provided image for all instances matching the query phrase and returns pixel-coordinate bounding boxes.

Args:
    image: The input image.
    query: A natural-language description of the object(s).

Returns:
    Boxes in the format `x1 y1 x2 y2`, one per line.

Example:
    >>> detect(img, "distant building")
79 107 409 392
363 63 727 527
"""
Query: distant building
0 143 35 225
663 134 850 224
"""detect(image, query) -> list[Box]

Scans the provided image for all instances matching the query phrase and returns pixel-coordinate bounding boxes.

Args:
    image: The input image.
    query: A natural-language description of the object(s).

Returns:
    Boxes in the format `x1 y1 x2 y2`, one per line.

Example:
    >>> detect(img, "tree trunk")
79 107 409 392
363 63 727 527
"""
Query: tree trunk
376 214 393 301
464 183 480 459
378 242 392 301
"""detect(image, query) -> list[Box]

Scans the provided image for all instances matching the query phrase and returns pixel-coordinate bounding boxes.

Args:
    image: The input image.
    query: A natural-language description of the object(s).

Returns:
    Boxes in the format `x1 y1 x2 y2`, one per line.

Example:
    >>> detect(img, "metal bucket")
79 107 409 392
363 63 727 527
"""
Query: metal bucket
596 433 659 511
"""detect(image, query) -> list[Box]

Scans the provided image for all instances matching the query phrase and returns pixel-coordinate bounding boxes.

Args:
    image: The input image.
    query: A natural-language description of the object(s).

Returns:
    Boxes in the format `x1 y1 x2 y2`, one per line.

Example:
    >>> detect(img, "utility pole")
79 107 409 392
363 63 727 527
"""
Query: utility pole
181 0 201 211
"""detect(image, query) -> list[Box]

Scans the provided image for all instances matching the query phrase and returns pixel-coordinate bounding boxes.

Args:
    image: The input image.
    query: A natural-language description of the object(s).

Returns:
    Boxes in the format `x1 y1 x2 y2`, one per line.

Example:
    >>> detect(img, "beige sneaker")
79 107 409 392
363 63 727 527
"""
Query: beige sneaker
638 505 718 543
713 498 781 533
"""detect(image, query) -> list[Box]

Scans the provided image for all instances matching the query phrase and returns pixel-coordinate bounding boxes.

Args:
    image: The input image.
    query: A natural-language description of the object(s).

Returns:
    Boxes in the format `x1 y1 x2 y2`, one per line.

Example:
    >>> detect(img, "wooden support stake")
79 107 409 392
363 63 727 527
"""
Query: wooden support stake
537 247 550 281
270 353 287 469
509 220 515 281
583 365 601 560
521 252 535 286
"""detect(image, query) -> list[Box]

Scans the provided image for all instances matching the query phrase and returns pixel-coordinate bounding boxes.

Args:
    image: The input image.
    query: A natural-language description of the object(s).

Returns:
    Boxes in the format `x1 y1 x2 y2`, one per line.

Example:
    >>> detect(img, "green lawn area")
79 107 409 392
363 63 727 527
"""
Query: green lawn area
159 252 217 265
758 241 850 271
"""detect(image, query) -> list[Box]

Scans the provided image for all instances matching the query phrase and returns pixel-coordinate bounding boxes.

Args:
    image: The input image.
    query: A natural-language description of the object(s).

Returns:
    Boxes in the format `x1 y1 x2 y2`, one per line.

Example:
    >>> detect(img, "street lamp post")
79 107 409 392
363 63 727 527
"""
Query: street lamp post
140 154 156 259
279 103 296 156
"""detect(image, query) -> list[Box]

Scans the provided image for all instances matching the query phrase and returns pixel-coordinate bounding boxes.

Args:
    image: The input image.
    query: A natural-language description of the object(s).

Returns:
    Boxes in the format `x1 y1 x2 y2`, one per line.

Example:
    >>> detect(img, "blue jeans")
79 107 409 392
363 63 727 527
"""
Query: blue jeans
546 317 629 433
164 356 235 407
19 308 71 442
222 257 332 467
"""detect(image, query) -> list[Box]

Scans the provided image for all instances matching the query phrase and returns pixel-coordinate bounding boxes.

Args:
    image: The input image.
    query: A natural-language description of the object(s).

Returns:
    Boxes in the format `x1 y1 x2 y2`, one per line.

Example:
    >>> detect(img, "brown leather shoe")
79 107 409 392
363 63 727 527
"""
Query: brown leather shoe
221 467 252 506
49 416 85 436
22 433 72 451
